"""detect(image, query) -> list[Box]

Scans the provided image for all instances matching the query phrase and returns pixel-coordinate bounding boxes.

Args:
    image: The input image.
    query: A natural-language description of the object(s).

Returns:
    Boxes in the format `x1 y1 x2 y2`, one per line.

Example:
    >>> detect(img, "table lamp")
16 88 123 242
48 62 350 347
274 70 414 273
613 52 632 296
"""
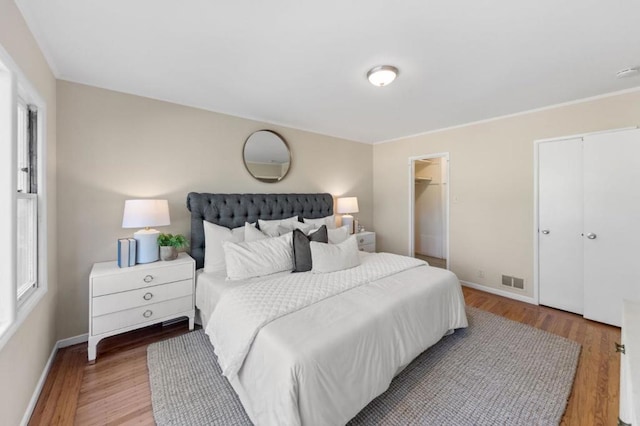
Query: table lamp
336 196 359 234
122 199 170 263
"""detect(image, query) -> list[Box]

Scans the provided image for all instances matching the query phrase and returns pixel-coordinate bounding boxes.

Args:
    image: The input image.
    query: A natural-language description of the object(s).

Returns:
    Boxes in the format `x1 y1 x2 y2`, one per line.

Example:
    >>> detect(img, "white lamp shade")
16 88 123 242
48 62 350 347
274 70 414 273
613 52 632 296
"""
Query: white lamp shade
122 199 171 228
336 197 359 214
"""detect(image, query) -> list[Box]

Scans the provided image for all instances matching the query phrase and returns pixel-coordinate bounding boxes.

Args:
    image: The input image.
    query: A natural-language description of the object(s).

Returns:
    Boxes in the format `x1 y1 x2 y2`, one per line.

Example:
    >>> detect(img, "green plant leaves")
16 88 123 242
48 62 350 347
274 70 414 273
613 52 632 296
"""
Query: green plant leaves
157 233 189 248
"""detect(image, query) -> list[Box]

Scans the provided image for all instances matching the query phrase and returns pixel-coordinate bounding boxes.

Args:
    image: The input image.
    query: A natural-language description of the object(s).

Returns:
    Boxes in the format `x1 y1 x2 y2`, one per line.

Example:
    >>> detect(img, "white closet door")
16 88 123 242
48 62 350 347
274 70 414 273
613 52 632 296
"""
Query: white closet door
538 138 584 314
583 128 640 327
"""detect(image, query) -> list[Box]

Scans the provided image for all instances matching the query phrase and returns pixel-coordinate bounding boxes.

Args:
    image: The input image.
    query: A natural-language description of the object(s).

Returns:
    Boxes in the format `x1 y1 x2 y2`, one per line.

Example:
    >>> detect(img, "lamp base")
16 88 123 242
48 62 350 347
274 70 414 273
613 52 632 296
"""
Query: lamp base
342 215 354 235
134 228 160 263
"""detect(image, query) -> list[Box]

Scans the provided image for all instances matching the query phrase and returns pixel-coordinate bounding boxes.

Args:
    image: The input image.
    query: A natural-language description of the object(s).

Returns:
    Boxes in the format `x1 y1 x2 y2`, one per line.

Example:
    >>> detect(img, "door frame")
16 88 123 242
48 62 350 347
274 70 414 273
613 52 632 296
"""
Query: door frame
532 126 637 306
408 152 450 269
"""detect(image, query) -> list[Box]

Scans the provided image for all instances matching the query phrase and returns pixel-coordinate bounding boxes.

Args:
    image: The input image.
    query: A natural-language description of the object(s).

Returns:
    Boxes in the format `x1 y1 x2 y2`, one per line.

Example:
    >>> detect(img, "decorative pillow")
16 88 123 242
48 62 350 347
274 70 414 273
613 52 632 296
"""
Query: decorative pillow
258 216 299 237
328 225 350 244
203 221 244 273
310 235 360 273
303 215 337 230
244 222 268 242
223 232 294 280
292 225 328 272
278 221 315 235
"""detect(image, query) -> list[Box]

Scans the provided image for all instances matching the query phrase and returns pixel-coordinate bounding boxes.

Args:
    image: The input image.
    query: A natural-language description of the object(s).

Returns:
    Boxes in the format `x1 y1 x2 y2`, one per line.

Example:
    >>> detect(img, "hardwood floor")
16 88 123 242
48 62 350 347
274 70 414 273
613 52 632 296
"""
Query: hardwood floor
29 287 621 425
415 254 447 269
29 322 192 426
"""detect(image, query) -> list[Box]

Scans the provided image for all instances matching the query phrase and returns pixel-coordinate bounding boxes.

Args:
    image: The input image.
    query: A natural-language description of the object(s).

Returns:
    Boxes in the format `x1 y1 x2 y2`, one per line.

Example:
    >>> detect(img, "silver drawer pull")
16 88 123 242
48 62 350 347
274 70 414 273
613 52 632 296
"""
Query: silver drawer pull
143 310 153 318
143 292 153 301
143 275 154 283
615 342 626 354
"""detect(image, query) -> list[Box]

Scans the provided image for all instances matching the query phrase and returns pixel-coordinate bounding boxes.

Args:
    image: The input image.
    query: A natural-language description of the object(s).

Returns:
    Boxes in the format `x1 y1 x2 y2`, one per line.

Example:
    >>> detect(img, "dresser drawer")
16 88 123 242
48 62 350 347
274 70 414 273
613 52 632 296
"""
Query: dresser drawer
356 233 375 246
92 295 193 335
92 279 193 317
359 243 375 253
92 262 193 296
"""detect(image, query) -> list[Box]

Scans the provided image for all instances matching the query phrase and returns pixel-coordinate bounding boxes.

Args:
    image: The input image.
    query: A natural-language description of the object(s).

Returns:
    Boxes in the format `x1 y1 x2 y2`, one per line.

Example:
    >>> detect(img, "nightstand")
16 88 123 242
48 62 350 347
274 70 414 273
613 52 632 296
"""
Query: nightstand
88 253 195 362
356 231 376 252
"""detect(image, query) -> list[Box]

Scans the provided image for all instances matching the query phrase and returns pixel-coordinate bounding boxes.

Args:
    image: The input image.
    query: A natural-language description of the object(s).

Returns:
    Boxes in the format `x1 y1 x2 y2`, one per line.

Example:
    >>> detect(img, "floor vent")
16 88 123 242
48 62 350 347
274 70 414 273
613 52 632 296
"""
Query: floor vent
513 277 525 289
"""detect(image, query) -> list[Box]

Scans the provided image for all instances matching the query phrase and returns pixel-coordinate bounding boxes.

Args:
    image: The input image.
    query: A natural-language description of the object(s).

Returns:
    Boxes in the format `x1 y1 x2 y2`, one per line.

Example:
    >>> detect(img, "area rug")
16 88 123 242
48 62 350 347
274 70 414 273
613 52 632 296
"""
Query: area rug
147 307 580 425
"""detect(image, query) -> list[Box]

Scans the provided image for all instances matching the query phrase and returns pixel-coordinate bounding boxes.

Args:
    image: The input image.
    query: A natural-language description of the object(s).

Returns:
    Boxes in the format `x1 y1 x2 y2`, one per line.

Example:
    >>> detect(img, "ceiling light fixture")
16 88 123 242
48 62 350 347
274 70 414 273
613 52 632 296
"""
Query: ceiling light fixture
367 65 399 87
616 67 640 79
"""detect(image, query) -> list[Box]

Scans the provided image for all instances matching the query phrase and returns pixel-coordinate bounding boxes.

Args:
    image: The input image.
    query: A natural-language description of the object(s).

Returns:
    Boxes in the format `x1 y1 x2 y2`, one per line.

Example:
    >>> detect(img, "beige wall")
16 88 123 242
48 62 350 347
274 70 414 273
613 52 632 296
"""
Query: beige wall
56 80 373 339
0 0 57 424
373 90 640 298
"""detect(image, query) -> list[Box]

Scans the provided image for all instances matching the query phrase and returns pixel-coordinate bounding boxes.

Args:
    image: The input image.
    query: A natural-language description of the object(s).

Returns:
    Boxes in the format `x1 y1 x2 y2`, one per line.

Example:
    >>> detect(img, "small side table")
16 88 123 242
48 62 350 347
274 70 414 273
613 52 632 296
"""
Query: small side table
88 253 195 362
356 231 376 252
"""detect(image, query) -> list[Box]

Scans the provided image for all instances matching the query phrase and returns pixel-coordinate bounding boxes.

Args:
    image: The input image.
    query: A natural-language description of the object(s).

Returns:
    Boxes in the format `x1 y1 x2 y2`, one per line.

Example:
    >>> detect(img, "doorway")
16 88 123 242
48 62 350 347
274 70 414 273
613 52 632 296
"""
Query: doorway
409 153 449 269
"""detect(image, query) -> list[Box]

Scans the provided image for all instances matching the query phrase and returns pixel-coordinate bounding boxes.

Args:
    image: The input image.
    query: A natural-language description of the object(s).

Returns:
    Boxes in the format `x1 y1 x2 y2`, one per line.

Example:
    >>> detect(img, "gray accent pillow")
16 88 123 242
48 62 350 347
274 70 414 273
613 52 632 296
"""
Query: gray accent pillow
293 225 328 272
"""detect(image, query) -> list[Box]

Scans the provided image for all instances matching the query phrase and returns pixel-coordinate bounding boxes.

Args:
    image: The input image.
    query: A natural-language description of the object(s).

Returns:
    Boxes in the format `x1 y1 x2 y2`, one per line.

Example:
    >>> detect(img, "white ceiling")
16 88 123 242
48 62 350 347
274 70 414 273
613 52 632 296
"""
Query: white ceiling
16 0 640 143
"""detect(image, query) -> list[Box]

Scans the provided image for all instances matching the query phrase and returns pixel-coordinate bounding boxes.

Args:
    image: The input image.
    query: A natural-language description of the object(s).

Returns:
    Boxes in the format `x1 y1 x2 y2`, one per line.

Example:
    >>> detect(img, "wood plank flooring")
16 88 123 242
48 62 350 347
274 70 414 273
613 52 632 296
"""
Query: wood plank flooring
29 287 621 425
415 254 447 269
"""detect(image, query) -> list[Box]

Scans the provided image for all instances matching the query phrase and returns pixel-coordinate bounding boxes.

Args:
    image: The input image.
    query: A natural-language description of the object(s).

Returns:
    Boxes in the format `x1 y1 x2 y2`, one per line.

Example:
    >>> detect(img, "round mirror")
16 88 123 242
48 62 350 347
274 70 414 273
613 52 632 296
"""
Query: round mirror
243 130 291 183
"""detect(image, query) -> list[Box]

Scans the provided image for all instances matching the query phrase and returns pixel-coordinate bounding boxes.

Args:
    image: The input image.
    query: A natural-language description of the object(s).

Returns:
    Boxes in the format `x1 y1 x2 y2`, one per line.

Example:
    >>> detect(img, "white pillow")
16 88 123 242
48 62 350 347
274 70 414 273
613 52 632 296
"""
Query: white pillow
310 235 360 273
223 232 294 280
278 221 315 235
303 215 337 230
258 216 299 237
326 225 350 244
203 221 244 273
244 222 268 242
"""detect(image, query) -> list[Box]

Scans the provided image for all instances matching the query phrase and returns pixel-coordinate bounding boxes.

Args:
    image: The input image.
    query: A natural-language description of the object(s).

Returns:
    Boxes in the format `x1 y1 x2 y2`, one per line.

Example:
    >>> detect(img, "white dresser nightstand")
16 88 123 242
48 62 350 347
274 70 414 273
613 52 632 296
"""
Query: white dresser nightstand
88 253 195 362
356 231 376 252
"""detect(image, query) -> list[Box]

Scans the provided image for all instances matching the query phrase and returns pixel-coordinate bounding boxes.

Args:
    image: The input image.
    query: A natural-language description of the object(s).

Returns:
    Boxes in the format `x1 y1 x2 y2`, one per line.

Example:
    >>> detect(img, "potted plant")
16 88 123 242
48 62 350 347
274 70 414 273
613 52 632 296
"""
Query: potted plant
157 233 188 261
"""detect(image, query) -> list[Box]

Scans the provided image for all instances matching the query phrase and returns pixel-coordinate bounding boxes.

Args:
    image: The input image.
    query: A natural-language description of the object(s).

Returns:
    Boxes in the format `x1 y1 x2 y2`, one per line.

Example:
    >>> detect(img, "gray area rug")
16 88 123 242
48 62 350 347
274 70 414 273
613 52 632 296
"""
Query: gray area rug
147 307 580 425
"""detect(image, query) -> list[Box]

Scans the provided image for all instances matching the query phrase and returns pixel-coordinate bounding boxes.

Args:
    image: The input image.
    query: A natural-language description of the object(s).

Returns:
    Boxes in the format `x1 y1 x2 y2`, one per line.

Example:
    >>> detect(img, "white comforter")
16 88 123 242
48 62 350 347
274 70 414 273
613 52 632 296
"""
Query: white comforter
202 253 467 425
207 253 426 378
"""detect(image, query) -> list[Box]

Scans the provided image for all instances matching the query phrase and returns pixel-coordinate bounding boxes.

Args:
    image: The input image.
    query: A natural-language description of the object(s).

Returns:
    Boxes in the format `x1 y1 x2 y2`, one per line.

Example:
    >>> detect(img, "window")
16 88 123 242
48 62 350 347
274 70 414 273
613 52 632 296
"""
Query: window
16 100 38 303
0 44 47 350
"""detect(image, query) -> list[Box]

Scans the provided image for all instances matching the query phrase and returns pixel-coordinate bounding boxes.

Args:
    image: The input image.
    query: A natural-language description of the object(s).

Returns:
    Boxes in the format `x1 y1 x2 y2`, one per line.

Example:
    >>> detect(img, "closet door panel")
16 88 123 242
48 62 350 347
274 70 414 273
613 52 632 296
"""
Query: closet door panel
583 128 640 327
538 138 584 314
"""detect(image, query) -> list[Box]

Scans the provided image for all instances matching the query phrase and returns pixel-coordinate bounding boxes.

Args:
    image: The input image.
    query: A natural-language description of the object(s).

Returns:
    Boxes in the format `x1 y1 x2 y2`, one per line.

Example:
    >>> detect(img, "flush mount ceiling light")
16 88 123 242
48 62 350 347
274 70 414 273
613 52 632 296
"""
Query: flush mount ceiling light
367 65 399 87
616 67 640 78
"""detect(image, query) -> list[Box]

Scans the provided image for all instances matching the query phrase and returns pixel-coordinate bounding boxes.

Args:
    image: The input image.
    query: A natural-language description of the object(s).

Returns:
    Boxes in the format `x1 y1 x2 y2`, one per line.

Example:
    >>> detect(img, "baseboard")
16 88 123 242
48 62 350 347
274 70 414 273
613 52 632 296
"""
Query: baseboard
20 332 89 425
20 340 59 426
58 333 88 348
460 280 537 305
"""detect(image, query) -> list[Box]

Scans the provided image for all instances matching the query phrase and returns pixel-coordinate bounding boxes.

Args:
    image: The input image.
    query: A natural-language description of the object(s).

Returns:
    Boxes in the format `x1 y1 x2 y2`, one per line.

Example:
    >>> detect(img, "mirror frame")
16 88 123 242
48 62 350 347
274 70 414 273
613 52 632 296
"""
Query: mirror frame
242 129 292 183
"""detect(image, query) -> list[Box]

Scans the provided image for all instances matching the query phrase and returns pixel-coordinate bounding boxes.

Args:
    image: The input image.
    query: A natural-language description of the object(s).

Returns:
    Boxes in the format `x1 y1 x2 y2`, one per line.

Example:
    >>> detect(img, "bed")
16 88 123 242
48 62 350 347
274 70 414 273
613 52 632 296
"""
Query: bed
187 192 468 426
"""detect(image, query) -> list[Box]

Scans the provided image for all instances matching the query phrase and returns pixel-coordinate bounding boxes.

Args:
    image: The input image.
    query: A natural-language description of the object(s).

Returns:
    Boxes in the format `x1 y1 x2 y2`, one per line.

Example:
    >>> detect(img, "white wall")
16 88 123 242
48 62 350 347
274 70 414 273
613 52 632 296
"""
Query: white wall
374 89 640 299
0 0 57 424
56 80 373 339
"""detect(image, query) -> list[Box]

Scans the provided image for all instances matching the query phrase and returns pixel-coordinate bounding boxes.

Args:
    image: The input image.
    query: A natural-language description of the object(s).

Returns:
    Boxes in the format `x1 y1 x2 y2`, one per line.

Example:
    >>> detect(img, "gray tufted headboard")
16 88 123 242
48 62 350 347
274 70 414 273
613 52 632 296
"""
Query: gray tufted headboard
186 192 334 269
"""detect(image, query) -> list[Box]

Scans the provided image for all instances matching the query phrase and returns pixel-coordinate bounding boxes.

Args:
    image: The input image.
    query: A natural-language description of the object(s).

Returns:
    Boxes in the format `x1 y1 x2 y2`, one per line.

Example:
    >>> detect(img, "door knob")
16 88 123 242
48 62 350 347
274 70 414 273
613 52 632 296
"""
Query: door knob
586 233 597 240
541 230 550 235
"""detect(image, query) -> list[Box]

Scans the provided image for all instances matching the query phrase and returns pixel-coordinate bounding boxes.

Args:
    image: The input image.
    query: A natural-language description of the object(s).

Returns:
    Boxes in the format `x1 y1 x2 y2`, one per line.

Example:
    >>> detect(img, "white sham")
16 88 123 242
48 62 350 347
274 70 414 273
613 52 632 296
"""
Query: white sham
223 232 294 280
310 235 360 273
